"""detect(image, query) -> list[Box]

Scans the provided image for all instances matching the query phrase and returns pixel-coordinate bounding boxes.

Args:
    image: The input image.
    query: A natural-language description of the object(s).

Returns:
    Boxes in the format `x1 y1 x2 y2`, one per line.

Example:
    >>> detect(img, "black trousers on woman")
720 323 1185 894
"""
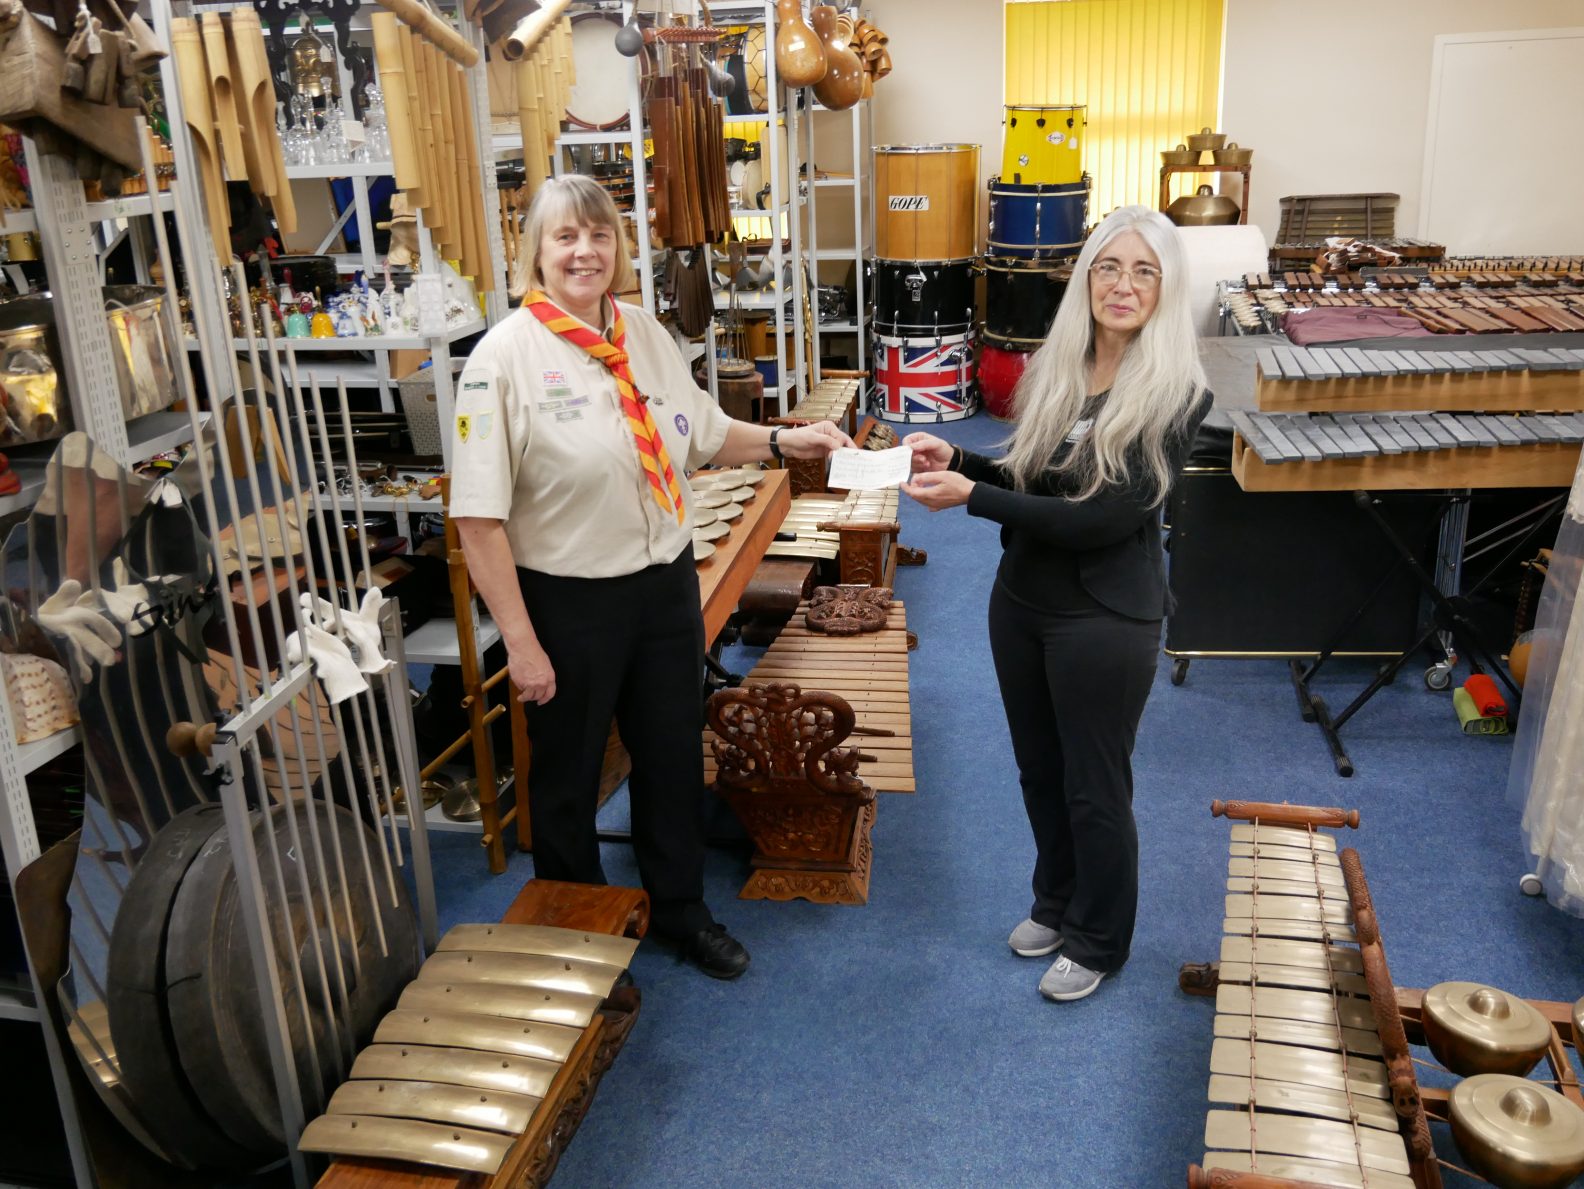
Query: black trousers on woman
987 581 1162 973
516 547 713 938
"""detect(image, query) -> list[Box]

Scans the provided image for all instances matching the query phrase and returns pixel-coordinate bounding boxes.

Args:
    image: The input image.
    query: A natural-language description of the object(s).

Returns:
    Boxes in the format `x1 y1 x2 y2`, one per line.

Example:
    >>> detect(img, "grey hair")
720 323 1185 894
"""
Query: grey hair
511 174 638 301
1000 205 1207 504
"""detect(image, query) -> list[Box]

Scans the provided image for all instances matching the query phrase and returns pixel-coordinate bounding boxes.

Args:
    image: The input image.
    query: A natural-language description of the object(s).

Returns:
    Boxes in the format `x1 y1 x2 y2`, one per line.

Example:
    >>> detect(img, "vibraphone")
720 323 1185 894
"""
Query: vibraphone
1182 801 1584 1189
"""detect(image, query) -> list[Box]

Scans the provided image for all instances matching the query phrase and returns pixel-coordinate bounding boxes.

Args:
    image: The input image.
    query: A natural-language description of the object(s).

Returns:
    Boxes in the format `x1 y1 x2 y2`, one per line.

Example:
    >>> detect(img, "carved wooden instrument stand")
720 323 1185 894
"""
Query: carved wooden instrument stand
707 681 876 905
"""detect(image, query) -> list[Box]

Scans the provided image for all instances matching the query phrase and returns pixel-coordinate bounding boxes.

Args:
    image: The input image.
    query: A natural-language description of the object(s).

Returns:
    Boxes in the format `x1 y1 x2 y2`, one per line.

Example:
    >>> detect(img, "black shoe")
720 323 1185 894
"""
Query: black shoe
678 923 750 980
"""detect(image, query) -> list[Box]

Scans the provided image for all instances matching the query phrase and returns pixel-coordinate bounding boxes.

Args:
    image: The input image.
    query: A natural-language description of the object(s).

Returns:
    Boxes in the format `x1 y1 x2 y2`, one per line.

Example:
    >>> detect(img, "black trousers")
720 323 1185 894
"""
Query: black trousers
987 582 1161 972
517 548 713 937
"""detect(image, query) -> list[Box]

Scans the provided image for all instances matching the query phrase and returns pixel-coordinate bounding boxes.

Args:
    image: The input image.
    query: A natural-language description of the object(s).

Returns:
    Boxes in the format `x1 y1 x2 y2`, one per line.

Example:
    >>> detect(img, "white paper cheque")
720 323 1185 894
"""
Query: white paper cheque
825 445 914 490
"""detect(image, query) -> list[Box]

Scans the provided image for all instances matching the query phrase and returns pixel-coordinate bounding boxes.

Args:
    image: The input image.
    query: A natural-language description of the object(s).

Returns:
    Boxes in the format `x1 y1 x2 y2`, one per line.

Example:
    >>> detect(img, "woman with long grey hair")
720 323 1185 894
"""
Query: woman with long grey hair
902 205 1212 1002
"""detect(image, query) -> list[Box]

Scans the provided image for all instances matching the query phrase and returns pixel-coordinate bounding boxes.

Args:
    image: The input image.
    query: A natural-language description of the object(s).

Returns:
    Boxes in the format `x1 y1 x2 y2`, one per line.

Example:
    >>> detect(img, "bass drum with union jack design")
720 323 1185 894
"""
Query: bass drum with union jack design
871 329 979 423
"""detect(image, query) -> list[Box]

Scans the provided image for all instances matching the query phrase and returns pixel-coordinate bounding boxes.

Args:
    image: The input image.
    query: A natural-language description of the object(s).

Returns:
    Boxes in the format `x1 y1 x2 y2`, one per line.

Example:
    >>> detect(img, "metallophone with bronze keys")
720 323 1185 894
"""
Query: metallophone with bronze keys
1180 800 1584 1189
1221 336 1584 774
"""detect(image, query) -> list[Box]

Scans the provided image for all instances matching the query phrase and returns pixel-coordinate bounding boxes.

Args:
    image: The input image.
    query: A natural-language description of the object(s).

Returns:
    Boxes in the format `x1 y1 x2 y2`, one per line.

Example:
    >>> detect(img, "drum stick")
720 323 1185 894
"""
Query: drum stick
375 0 479 67
378 19 425 205
503 0 571 62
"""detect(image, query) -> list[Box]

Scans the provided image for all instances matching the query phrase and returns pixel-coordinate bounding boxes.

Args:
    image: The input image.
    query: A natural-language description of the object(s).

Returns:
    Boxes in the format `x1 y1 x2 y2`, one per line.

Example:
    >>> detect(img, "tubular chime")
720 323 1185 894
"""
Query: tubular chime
644 23 730 249
170 10 297 257
501 0 574 200
371 11 491 288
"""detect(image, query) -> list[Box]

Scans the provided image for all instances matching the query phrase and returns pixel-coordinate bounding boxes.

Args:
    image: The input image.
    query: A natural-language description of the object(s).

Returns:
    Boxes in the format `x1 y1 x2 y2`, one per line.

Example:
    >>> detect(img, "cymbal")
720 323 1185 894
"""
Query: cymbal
1449 1074 1584 1189
1423 982 1551 1077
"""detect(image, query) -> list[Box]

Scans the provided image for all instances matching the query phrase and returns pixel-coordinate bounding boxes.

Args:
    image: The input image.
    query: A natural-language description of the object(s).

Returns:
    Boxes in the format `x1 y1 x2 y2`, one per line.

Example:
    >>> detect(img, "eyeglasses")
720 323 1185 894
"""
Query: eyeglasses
1089 261 1162 290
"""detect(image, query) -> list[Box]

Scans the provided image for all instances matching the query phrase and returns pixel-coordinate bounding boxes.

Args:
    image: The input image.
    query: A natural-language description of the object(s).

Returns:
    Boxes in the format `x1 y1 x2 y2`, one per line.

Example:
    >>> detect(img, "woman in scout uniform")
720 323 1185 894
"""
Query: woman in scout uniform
900 206 1213 1002
450 175 848 979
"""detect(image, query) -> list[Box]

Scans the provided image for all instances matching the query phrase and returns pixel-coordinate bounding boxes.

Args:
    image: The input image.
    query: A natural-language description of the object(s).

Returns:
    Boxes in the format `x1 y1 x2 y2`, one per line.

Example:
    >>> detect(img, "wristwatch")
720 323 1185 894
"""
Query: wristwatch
768 427 783 460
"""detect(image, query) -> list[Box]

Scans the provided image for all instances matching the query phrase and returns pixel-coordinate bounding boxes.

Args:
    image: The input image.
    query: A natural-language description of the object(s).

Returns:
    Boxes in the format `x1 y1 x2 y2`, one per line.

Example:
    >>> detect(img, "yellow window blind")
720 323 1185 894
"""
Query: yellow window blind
1004 0 1224 219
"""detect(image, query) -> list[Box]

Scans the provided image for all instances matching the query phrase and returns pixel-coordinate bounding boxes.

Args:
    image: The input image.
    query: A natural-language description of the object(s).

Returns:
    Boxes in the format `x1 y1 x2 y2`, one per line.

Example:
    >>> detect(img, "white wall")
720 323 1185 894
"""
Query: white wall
1222 0 1583 244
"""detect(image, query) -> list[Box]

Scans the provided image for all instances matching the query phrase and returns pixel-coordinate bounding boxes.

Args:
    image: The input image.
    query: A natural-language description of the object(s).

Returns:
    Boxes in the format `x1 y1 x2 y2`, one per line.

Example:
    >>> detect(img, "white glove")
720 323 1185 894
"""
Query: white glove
285 622 368 704
35 580 121 682
100 559 172 637
300 590 392 676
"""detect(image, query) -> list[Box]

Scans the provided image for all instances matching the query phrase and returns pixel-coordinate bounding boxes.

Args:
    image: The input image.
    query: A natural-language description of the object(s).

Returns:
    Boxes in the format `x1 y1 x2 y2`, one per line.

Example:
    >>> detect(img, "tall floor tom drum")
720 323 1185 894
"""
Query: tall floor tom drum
983 259 1070 347
874 144 980 262
872 259 976 335
872 328 978 423
987 178 1089 260
979 339 1034 422
1001 105 1086 185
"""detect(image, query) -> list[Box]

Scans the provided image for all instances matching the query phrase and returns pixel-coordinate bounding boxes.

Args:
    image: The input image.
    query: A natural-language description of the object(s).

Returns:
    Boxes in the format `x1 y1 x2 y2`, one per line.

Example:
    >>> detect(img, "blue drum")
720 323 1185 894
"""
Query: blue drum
986 177 1090 260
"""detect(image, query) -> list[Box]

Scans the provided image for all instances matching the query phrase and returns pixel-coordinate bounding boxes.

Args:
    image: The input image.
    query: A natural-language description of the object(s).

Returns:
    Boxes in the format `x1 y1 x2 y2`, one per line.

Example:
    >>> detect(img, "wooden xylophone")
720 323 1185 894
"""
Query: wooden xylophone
776 377 864 497
1180 801 1440 1189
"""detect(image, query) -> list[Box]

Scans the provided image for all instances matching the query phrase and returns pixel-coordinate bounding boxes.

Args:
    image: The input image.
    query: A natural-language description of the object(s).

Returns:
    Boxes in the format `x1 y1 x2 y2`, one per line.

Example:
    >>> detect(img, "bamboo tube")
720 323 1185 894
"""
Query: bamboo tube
548 25 568 128
454 63 488 287
407 30 443 232
200 13 247 178
375 0 479 67
170 17 232 258
371 13 424 204
516 55 548 194
503 0 571 62
445 62 475 277
429 45 461 260
230 9 297 233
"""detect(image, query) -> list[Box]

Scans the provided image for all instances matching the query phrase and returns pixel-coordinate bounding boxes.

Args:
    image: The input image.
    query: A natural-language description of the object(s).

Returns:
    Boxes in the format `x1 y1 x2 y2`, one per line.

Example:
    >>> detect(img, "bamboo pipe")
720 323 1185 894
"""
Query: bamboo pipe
170 17 232 258
430 45 462 262
548 22 568 127
375 0 479 67
503 0 571 62
408 32 444 233
200 12 247 178
230 9 297 233
516 56 548 194
455 62 488 287
446 61 478 280
371 14 424 204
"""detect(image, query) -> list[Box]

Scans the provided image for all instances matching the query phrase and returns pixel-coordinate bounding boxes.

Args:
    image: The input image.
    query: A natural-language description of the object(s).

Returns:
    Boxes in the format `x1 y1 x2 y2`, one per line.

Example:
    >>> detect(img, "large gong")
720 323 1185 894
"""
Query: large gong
107 800 420 1171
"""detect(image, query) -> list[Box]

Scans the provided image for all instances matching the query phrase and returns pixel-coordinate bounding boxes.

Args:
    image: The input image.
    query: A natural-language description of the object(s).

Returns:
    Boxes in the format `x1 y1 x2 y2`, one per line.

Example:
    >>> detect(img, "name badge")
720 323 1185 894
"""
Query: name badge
1065 418 1094 443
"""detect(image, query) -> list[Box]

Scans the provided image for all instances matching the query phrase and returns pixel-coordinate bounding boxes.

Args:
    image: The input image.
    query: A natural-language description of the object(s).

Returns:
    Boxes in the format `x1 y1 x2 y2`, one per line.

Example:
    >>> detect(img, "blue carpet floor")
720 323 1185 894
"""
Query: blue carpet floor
419 413 1584 1189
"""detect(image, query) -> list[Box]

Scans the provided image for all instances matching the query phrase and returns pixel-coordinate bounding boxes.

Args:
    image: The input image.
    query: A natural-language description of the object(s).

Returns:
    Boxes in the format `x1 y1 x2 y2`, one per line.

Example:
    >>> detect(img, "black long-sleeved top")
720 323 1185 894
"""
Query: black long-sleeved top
955 390 1214 620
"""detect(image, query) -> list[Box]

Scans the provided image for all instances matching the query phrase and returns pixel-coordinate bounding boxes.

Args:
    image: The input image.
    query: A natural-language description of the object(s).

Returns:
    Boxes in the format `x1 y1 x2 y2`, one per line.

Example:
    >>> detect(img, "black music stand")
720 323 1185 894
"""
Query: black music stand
1290 488 1544 777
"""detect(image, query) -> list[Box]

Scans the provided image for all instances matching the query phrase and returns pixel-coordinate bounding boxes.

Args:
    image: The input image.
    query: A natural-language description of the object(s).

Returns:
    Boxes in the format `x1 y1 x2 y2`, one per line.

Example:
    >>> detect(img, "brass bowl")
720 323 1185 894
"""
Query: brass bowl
1186 126 1226 152
1212 141 1254 166
1450 1075 1584 1189
1423 982 1552 1077
1161 143 1200 167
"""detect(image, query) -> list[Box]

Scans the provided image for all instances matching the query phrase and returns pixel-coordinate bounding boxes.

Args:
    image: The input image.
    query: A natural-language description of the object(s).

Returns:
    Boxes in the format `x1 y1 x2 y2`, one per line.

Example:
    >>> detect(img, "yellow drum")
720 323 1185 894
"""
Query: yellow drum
1001 105 1086 186
874 144 980 263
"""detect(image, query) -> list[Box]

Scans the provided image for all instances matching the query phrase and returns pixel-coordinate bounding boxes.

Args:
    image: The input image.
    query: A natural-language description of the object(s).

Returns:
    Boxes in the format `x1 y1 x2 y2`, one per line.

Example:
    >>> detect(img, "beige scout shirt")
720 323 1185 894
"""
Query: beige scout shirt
447 300 732 578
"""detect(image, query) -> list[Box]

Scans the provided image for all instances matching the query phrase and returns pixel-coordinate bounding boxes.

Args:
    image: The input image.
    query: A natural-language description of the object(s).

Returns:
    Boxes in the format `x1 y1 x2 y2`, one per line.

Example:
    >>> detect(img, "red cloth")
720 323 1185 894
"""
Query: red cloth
1463 673 1508 717
0 453 16 497
1281 307 1434 346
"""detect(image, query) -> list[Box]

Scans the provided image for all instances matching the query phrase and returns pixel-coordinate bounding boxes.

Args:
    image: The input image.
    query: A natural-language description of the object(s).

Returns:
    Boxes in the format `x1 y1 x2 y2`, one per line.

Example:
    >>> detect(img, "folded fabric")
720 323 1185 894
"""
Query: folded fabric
285 622 368 704
1281 307 1434 346
300 590 393 676
1454 686 1509 736
35 580 122 682
1462 672 1508 718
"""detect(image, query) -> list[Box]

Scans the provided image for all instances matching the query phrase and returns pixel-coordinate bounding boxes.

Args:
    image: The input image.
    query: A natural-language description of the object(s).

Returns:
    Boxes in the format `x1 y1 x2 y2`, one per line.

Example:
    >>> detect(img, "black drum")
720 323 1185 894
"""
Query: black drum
983 259 1071 348
872 260 976 335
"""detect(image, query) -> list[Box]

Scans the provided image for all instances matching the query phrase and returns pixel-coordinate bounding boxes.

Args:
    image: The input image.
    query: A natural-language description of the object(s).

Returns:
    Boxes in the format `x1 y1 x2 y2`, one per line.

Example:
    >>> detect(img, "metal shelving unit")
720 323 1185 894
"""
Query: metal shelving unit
800 93 872 381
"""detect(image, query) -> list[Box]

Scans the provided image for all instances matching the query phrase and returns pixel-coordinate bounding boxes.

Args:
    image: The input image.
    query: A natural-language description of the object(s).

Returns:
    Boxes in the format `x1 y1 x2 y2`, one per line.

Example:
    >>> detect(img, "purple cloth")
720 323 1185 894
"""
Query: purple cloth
1281 307 1434 345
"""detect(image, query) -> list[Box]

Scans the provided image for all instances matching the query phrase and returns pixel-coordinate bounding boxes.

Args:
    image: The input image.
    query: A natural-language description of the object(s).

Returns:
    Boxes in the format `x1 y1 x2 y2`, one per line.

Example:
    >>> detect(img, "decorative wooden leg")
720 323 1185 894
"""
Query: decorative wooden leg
896 545 927 566
1178 961 1220 996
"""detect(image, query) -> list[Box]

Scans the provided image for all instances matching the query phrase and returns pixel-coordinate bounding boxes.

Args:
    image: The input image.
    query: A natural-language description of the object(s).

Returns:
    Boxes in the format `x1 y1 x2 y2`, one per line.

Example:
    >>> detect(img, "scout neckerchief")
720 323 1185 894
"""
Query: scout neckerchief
523 290 685 524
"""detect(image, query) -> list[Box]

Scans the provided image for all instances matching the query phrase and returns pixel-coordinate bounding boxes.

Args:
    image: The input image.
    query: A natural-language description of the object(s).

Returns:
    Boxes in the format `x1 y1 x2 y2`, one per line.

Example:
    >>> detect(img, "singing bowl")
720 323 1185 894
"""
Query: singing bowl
1423 982 1553 1077
1450 1075 1584 1189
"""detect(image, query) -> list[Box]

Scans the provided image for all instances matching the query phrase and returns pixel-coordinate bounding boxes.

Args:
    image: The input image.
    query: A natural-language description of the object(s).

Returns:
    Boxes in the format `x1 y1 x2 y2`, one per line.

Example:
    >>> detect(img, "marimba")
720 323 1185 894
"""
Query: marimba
1181 801 1584 1189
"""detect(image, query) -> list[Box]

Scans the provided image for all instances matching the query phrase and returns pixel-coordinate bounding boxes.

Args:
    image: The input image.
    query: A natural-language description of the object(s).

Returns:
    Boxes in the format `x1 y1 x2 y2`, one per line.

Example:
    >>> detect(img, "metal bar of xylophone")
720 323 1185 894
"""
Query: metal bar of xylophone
1182 800 1442 1189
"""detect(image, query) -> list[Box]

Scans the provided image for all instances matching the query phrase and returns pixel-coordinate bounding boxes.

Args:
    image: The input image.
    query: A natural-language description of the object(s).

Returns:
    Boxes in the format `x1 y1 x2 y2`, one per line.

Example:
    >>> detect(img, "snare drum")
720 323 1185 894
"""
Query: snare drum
979 339 1034 422
1001 105 1086 186
872 260 976 335
983 259 1071 347
874 144 980 262
566 12 641 130
986 178 1089 259
872 328 979 423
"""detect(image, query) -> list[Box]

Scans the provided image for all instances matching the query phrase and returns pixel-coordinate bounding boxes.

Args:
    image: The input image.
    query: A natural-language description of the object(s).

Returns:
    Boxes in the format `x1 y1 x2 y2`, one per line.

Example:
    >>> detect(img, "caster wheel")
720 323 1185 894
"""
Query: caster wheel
1171 658 1189 686
1424 665 1453 692
1519 873 1544 897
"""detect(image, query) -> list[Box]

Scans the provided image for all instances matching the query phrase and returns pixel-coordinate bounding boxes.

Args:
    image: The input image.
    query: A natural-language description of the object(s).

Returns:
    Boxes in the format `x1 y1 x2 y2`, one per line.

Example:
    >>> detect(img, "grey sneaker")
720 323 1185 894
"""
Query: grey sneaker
1038 954 1104 1001
1007 918 1063 958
